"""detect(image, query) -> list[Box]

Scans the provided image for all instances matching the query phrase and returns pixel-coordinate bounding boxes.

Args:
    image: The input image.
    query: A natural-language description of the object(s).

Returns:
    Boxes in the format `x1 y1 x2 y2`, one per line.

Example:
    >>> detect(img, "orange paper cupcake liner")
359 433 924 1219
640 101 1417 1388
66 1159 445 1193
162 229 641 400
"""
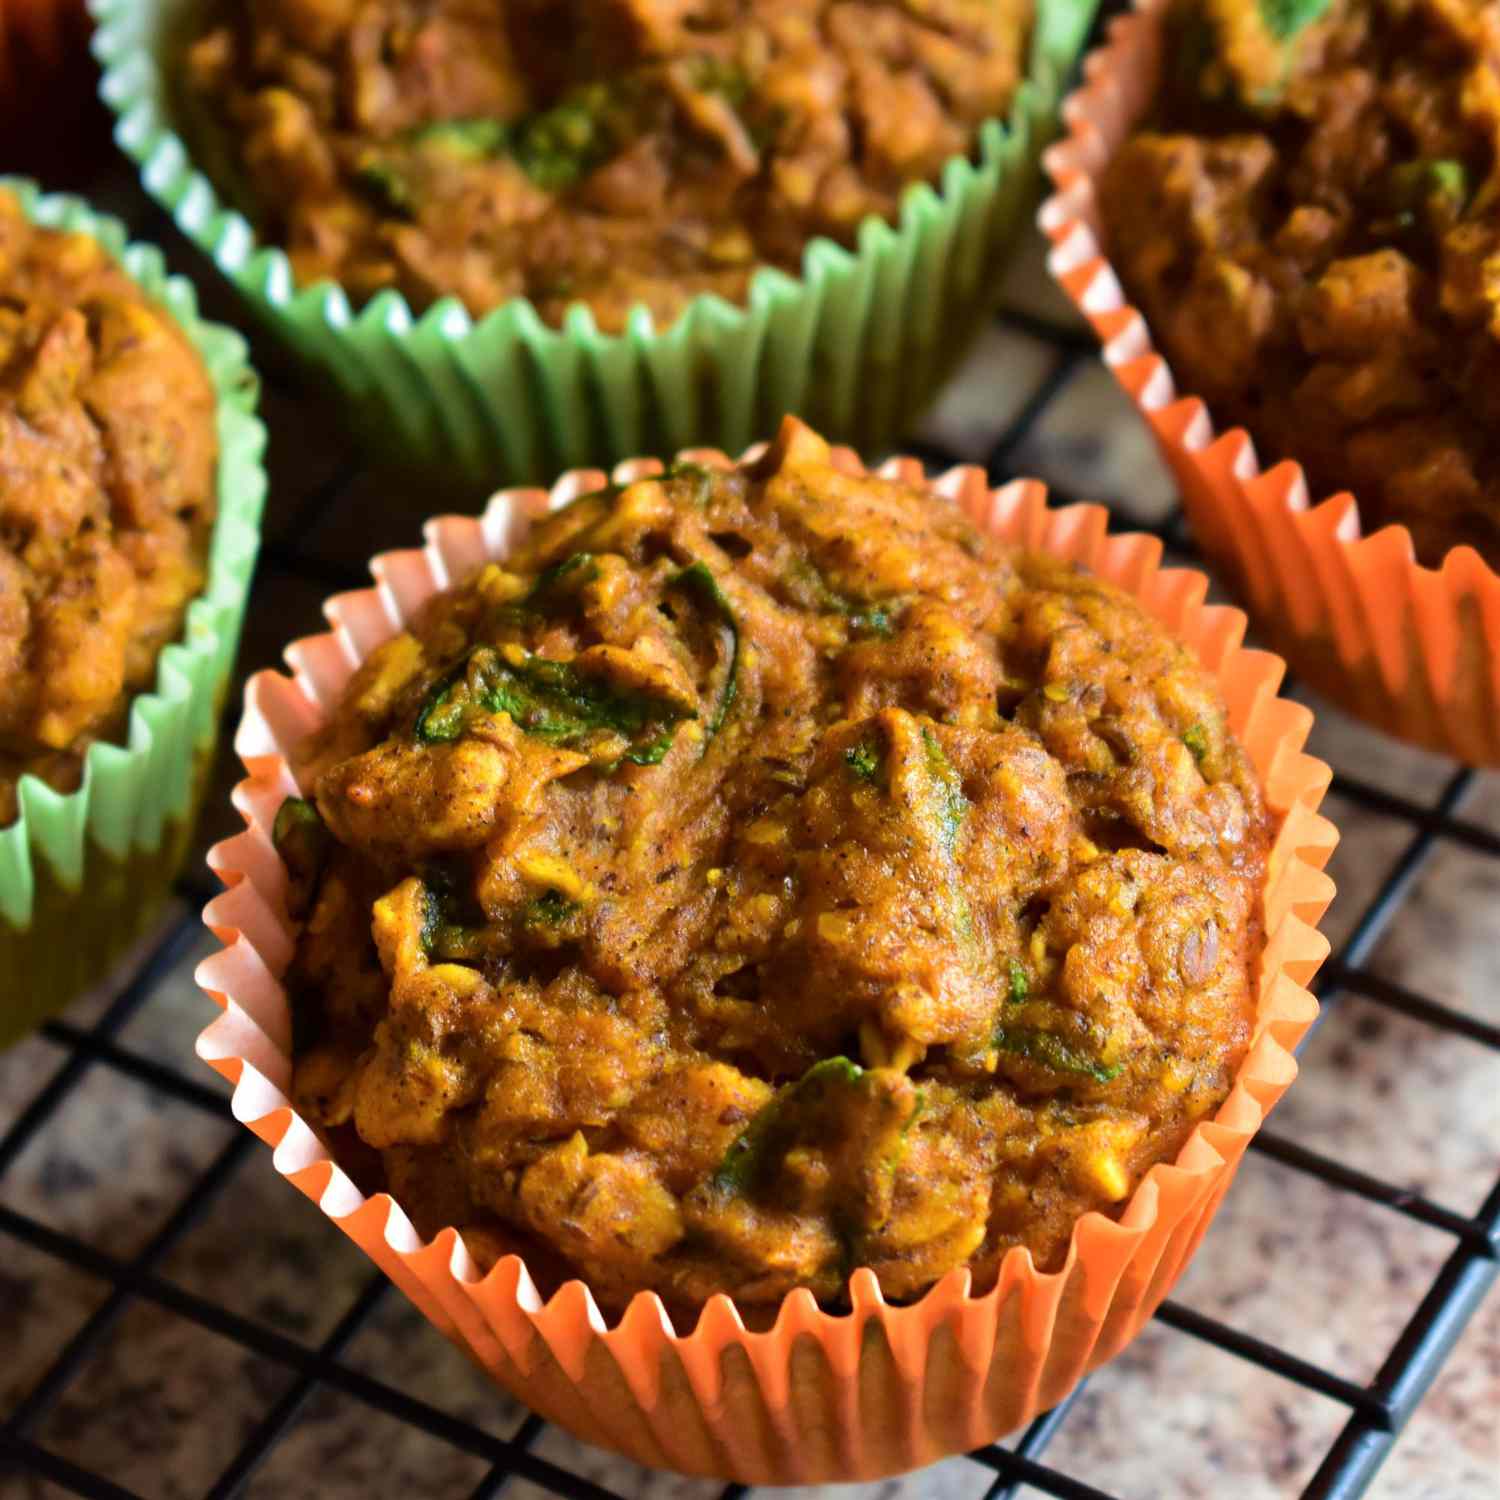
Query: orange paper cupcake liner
195 424 1338 1484
1039 0 1500 765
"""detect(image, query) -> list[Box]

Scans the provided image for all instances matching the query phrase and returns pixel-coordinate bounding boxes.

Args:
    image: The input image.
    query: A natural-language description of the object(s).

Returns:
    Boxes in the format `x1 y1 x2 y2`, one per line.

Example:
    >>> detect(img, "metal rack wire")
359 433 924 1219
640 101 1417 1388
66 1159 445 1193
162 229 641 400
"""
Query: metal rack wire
3 23 1498 1497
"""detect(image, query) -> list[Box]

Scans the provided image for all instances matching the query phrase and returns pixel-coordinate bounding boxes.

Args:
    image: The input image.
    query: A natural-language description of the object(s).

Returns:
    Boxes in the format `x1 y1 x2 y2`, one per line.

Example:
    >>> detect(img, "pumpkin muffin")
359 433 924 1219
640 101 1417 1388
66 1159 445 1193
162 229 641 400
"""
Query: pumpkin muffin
1098 0 1500 567
182 0 1034 331
0 186 218 825
273 422 1272 1311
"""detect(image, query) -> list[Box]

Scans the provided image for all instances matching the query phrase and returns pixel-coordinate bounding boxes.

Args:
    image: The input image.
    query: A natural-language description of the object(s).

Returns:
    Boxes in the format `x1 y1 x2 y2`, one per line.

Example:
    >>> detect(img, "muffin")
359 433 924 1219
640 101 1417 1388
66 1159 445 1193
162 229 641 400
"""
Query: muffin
183 0 1033 331
1096 0 1500 569
200 420 1335 1478
1042 0 1500 764
95 0 1097 485
273 418 1272 1312
0 188 218 825
0 178 263 1048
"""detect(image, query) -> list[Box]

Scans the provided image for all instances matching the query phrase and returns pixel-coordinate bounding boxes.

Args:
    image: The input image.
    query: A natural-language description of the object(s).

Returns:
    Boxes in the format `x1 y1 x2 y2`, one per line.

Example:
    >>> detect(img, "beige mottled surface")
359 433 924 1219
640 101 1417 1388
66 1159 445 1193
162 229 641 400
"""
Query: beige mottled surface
1 226 1496 1500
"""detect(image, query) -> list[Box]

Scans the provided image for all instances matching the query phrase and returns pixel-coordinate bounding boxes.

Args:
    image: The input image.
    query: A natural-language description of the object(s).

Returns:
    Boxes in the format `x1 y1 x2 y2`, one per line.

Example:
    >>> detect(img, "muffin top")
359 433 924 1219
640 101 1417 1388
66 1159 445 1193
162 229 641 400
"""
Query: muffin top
1099 0 1500 568
279 419 1271 1311
0 189 219 826
184 0 1031 331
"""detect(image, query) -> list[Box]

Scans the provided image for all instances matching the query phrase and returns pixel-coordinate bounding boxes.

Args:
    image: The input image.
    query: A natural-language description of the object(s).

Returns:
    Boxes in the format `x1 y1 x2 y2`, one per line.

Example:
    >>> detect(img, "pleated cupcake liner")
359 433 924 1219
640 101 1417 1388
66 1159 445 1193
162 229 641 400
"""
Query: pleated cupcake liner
1039 0 1500 764
0 177 266 1047
89 0 1098 492
195 419 1338 1484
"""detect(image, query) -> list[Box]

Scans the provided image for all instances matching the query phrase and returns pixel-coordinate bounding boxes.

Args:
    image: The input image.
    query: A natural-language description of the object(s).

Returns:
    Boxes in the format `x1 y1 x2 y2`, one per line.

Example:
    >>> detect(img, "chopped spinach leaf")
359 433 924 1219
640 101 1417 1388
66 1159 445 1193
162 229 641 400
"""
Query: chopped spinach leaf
366 84 631 204
530 551 599 601
1008 958 1030 1005
495 552 600 626
665 460 719 507
688 55 752 108
1257 0 1332 40
414 644 698 762
1388 158 1470 217
711 1056 863 1195
404 116 510 159
847 605 895 639
354 158 415 216
920 726 968 856
670 560 739 738
272 798 330 917
993 1024 1121 1083
787 560 901 635
510 87 622 190
524 890 581 927
1182 722 1210 764
844 735 883 785
420 864 485 962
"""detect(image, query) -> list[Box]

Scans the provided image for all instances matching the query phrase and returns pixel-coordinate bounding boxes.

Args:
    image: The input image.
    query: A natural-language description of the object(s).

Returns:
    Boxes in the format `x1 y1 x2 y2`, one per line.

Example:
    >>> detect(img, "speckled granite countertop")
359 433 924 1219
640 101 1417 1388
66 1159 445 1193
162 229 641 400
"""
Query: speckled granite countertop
2 231 1497 1500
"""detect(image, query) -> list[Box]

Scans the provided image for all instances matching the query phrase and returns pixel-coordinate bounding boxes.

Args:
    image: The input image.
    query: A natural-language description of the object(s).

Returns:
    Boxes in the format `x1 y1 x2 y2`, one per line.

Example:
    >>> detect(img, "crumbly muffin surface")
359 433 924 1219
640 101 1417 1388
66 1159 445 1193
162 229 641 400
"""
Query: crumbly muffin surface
279 421 1271 1311
1101 0 1500 566
185 0 1032 330
0 189 218 824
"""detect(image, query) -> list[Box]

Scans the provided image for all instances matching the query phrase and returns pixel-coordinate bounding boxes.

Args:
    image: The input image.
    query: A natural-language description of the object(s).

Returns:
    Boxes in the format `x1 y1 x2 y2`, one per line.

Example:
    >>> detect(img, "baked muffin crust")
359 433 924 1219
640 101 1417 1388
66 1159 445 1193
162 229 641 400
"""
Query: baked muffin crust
280 421 1271 1309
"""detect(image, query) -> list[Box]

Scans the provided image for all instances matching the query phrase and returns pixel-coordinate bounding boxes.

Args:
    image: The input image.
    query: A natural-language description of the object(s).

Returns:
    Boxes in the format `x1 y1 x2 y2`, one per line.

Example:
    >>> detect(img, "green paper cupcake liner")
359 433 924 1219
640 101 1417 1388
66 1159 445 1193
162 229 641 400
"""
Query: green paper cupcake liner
90 0 1098 489
0 176 266 1048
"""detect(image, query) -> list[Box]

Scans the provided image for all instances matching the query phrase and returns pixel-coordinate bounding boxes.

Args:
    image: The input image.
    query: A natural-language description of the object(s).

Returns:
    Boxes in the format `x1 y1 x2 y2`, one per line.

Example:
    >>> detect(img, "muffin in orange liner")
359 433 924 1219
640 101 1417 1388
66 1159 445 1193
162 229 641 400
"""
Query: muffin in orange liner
1039 0 1500 765
194 418 1337 1484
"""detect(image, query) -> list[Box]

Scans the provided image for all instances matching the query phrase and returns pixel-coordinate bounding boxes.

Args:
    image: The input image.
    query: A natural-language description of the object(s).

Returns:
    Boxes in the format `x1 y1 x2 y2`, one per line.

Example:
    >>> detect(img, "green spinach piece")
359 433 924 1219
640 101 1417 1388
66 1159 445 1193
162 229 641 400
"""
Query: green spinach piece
847 605 896 639
272 798 330 917
1388 158 1470 218
1257 0 1332 41
993 1024 1121 1084
920 727 968 856
405 117 511 159
1182 722 1210 765
787 560 900 636
530 552 599 600
711 1057 863 1195
364 83 630 207
420 864 486 963
664 460 719 508
414 645 698 763
494 552 600 628
844 734 884 785
354 159 415 216
510 86 622 190
1007 958 1030 1005
688 55 752 108
524 890 581 927
670 561 739 738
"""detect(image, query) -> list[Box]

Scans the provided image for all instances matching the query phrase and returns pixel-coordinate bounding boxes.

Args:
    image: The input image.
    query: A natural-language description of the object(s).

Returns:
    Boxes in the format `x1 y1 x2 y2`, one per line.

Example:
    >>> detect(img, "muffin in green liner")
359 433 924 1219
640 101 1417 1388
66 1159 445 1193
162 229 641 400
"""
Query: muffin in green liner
0 177 266 1048
90 0 1097 491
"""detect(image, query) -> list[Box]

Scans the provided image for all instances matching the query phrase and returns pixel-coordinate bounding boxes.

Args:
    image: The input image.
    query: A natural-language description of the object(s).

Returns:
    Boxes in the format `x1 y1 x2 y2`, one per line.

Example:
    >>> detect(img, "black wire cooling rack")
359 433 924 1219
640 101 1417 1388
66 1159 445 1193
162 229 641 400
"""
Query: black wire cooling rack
3 22 1499 1498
